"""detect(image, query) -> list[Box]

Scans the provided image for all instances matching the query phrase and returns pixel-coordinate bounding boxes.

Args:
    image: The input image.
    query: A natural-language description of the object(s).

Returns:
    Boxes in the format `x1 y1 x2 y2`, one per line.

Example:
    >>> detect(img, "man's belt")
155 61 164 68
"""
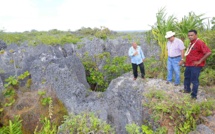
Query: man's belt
169 55 181 58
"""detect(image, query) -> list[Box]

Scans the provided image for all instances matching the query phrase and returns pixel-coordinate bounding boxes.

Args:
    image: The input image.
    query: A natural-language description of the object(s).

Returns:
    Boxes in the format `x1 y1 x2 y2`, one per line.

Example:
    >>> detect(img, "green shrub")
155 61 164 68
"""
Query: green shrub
2 71 30 107
77 26 111 40
144 90 215 133
199 68 215 86
0 116 22 134
0 31 81 46
38 91 53 106
81 52 131 91
103 55 131 82
206 48 215 69
144 57 166 79
81 52 107 91
126 123 141 134
125 123 167 134
34 117 57 134
58 112 115 134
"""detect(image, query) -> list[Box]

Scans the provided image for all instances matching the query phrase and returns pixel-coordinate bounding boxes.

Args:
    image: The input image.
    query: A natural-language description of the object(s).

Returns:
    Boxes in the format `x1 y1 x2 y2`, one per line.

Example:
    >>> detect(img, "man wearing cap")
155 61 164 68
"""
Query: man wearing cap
165 31 185 86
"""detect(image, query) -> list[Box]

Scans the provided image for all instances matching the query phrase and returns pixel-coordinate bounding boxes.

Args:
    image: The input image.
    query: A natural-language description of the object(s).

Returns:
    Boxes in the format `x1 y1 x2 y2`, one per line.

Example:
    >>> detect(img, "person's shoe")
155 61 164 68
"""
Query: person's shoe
174 84 179 86
133 78 137 80
166 81 170 84
179 89 191 93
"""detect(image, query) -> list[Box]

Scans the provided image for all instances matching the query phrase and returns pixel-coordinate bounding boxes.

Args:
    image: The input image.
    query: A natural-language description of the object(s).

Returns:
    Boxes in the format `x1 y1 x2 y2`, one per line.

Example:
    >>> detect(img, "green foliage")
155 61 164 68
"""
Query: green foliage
151 7 177 68
4 71 30 88
0 108 3 112
199 68 215 86
0 116 22 134
0 30 81 46
41 97 52 106
103 55 131 82
2 87 16 107
175 12 205 41
82 52 106 91
3 87 15 98
38 91 46 96
34 117 57 134
204 86 215 99
0 50 5 55
95 26 111 40
144 57 165 79
4 99 15 107
144 90 215 133
206 48 215 69
81 52 131 91
144 30 154 45
141 125 153 134
58 112 115 134
4 76 18 88
38 91 52 106
77 27 98 35
77 26 111 39
145 90 166 100
122 33 133 41
25 79 32 88
17 71 30 80
126 123 166 134
151 7 207 71
126 123 141 134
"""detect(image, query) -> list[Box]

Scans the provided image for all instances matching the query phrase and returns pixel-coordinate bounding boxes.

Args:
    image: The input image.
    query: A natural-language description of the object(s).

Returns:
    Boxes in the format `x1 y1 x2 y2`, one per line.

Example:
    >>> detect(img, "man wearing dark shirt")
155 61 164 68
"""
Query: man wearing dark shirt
180 30 211 99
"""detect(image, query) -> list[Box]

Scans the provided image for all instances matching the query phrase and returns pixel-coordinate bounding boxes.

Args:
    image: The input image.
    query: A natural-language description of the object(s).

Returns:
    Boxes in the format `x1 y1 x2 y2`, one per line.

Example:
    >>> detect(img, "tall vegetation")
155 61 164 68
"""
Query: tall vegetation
175 12 205 45
81 52 131 91
58 112 115 134
151 8 177 76
150 7 208 79
143 90 215 133
77 26 111 39
0 30 81 46
0 116 22 134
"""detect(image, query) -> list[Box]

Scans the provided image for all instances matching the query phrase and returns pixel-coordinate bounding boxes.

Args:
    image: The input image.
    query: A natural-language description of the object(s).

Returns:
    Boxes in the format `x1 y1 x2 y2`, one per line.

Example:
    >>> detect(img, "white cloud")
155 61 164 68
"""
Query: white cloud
0 0 214 32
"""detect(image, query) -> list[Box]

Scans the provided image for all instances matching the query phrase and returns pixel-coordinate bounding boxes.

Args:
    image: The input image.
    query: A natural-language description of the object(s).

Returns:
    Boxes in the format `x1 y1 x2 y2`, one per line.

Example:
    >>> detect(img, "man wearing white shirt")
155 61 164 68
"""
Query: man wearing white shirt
128 42 145 80
165 31 185 86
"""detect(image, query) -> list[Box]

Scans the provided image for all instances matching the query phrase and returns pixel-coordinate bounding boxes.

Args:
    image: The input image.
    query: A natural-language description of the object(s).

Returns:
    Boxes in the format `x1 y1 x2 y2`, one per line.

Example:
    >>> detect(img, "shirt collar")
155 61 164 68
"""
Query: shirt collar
191 38 198 44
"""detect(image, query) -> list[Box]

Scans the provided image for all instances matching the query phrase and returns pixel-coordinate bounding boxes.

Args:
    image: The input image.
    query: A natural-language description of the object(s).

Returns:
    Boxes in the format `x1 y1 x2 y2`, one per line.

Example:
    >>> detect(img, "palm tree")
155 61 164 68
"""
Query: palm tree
175 12 206 46
151 7 177 67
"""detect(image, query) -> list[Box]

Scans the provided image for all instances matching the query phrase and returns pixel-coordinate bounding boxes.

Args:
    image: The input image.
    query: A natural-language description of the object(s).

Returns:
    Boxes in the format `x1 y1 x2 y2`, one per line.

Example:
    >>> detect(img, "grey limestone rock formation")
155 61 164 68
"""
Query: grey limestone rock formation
0 42 147 133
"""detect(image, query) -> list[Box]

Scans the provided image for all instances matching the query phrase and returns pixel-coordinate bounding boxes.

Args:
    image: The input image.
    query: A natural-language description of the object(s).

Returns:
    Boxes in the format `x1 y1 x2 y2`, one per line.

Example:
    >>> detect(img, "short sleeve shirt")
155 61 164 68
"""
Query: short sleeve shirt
185 39 211 67
167 37 185 57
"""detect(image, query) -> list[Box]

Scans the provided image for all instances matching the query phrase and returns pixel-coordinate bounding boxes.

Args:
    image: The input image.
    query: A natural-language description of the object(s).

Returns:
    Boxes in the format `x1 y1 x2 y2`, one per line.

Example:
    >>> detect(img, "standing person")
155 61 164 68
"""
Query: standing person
165 31 185 86
128 42 145 80
180 30 211 99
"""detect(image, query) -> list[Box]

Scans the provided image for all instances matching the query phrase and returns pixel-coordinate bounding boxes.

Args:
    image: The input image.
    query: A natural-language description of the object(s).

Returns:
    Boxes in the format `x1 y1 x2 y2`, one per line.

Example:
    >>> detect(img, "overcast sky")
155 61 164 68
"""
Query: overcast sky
0 0 214 32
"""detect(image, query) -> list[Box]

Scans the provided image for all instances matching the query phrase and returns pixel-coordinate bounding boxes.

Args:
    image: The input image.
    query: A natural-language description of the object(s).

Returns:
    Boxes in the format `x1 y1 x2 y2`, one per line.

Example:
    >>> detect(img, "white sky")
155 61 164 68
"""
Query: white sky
0 0 214 32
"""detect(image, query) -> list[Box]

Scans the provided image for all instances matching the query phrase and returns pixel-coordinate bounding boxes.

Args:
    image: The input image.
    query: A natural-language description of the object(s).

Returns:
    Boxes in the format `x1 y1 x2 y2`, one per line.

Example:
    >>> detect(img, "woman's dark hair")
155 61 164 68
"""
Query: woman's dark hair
188 30 197 35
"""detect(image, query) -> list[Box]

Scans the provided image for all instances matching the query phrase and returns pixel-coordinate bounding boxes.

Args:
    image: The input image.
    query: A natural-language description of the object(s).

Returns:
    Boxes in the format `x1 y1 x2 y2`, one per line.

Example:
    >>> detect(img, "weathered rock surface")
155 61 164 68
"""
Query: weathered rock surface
1 37 214 134
189 124 214 134
0 40 149 133
0 40 7 50
2 89 67 134
72 37 160 60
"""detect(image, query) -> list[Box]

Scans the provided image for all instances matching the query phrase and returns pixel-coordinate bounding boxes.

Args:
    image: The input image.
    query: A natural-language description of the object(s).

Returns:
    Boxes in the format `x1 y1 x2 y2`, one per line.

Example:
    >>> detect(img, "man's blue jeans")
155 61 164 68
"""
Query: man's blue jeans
184 66 202 98
167 56 181 84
